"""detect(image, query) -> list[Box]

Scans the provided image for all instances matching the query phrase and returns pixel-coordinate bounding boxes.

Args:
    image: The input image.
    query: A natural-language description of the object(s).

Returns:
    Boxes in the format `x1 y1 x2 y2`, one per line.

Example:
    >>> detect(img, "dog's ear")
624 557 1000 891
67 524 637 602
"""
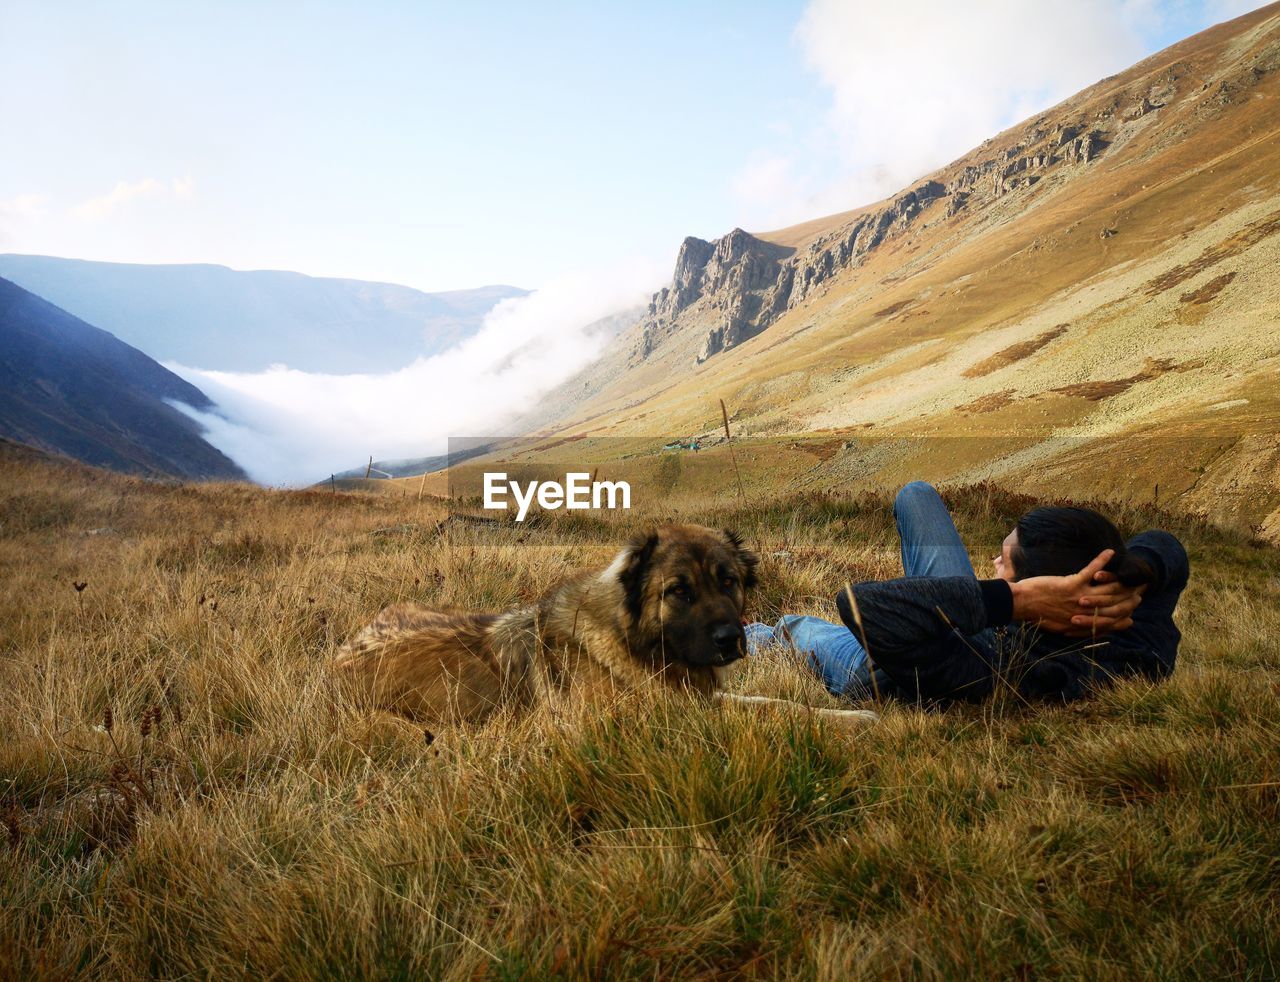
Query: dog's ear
723 528 758 589
616 530 660 621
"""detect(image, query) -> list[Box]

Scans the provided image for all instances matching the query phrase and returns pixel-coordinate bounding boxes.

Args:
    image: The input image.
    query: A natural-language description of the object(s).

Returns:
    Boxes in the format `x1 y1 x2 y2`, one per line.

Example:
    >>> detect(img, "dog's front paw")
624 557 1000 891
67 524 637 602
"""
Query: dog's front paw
814 707 879 727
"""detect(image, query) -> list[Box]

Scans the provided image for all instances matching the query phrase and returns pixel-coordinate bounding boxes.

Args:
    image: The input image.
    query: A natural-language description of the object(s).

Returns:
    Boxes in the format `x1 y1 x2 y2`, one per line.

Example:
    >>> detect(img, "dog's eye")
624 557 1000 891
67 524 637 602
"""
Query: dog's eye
721 576 738 591
666 583 692 602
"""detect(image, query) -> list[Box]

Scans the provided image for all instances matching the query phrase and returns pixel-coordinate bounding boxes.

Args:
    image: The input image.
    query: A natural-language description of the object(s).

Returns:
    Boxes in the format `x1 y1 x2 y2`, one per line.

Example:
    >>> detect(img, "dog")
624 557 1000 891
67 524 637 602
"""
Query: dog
334 523 877 726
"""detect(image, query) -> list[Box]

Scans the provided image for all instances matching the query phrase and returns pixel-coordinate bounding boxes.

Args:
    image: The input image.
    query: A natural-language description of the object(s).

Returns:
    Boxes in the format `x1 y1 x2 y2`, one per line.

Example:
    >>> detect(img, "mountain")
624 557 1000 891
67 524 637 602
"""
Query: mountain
0 256 527 374
518 3 1280 537
0 276 245 481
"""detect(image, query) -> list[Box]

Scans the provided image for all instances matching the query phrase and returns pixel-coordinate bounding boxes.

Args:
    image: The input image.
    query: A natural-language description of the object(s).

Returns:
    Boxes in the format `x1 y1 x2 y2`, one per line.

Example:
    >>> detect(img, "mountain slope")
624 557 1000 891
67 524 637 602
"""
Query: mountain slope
520 3 1280 535
0 256 527 374
0 276 245 480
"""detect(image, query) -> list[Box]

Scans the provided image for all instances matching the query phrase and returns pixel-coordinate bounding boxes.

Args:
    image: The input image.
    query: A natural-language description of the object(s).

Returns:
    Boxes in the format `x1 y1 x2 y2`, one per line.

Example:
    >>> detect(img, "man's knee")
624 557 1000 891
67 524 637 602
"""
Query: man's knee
1141 530 1190 591
894 481 942 519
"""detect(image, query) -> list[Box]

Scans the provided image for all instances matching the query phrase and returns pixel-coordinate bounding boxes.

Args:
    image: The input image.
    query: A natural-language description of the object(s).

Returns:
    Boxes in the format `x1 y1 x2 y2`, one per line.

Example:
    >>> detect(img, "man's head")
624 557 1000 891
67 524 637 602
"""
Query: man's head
994 506 1152 585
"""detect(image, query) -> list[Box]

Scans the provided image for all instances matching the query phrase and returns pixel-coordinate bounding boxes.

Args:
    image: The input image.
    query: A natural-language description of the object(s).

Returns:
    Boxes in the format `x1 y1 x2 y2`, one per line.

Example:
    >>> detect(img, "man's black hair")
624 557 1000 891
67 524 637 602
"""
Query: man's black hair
1012 507 1153 586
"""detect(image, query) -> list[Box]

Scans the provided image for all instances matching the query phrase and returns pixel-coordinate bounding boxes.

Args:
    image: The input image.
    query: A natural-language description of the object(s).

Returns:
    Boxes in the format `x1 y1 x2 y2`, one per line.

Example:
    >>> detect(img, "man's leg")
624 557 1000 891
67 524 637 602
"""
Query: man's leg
746 482 974 700
743 622 778 651
894 481 976 579
892 482 1002 685
747 614 871 697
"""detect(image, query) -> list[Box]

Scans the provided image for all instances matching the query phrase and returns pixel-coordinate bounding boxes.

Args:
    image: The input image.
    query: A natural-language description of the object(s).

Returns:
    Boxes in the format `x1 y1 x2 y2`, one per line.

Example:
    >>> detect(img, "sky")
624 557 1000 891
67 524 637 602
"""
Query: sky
1 0 1263 293
0 0 1267 483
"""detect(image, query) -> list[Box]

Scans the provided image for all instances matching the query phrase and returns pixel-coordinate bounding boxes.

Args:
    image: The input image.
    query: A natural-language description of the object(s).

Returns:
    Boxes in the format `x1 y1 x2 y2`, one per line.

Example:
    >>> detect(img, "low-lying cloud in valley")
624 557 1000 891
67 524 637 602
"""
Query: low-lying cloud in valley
170 261 660 486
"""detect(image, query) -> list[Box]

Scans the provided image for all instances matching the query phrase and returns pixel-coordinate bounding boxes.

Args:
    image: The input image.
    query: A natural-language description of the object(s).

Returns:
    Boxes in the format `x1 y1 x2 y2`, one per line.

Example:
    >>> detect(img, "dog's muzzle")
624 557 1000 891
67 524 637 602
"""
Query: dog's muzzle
697 623 746 666
686 648 746 668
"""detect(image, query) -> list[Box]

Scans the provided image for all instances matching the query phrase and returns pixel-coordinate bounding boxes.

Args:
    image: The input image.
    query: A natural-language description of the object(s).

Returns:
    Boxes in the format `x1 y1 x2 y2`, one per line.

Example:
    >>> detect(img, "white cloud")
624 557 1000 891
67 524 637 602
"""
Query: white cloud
0 193 47 246
71 175 194 221
0 176 198 253
0 193 48 221
730 154 798 217
72 178 163 221
169 258 663 485
733 0 1173 228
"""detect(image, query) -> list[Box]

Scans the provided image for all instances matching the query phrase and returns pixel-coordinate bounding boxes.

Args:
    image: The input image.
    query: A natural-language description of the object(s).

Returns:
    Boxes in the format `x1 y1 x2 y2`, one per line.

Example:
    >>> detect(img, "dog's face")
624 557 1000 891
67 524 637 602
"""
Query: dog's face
614 523 758 668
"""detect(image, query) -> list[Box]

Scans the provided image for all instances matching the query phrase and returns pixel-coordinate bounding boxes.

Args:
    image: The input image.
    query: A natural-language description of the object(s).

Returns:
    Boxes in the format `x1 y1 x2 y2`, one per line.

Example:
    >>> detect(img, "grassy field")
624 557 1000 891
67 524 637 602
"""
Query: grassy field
2 441 1278 978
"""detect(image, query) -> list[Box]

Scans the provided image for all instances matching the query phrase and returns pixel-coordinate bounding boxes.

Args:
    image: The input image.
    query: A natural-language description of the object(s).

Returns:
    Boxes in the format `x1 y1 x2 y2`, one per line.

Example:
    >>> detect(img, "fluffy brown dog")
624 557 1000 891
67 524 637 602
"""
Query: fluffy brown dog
334 523 877 726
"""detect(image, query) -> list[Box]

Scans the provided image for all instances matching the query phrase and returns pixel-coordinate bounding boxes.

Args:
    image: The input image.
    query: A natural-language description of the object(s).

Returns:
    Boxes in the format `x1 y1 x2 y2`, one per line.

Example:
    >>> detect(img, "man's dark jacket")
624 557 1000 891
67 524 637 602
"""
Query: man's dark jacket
834 531 1189 703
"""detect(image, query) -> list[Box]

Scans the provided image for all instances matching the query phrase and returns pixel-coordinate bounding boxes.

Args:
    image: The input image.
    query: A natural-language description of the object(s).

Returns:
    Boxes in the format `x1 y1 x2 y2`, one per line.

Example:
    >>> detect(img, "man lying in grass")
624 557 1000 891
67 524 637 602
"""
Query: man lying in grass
746 481 1190 703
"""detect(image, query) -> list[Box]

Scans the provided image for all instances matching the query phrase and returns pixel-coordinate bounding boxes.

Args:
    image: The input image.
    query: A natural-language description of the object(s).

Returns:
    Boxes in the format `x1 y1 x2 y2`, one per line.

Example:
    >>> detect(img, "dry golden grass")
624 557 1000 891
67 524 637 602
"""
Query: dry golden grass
2 444 1278 978
961 325 1071 380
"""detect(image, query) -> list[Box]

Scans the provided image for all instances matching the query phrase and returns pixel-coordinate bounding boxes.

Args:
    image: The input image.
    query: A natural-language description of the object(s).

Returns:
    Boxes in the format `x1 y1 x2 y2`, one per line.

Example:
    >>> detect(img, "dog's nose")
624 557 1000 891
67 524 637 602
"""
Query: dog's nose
712 622 743 652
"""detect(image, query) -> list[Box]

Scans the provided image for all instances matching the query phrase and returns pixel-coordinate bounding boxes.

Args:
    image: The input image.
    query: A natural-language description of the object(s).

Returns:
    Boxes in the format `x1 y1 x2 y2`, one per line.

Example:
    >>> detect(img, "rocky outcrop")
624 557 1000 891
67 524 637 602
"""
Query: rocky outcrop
630 32 1279 368
640 229 793 363
633 180 963 366
1125 95 1162 119
1063 130 1102 164
669 237 714 312
631 167 1011 366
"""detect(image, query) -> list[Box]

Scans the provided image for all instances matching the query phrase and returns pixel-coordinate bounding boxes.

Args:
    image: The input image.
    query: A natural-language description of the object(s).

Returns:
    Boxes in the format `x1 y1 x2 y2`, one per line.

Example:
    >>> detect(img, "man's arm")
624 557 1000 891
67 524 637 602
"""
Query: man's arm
1077 531 1189 678
834 549 1138 658
1007 549 1147 635
834 575 1009 701
1003 534 1188 699
833 549 1150 702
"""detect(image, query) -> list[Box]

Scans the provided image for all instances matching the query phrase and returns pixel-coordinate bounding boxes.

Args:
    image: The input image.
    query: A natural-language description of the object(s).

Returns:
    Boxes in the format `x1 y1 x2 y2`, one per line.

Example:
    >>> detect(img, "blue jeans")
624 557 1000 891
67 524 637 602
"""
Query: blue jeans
745 481 977 697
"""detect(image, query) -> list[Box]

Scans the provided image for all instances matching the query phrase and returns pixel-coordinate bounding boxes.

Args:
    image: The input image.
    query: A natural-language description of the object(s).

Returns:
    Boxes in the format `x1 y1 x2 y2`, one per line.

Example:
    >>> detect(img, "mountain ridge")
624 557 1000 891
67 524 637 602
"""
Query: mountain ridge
0 276 245 481
627 4 1279 375
0 255 527 374
513 2 1280 537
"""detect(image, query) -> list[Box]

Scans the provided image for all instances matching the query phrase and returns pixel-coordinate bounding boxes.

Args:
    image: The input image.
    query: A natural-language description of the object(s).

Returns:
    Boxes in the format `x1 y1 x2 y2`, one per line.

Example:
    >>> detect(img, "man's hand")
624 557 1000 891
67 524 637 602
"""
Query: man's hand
1008 549 1145 636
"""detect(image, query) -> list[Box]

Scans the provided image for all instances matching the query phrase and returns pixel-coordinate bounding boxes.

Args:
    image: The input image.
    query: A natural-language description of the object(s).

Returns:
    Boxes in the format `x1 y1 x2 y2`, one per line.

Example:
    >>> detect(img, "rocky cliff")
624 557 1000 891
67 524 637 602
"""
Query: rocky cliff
618 11 1280 374
631 81 1193 368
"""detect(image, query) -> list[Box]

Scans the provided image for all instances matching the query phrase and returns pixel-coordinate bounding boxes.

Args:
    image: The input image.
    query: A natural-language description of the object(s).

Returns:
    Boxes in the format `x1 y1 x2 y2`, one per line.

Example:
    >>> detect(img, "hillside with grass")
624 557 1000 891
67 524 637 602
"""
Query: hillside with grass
521 3 1280 540
2 441 1277 977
